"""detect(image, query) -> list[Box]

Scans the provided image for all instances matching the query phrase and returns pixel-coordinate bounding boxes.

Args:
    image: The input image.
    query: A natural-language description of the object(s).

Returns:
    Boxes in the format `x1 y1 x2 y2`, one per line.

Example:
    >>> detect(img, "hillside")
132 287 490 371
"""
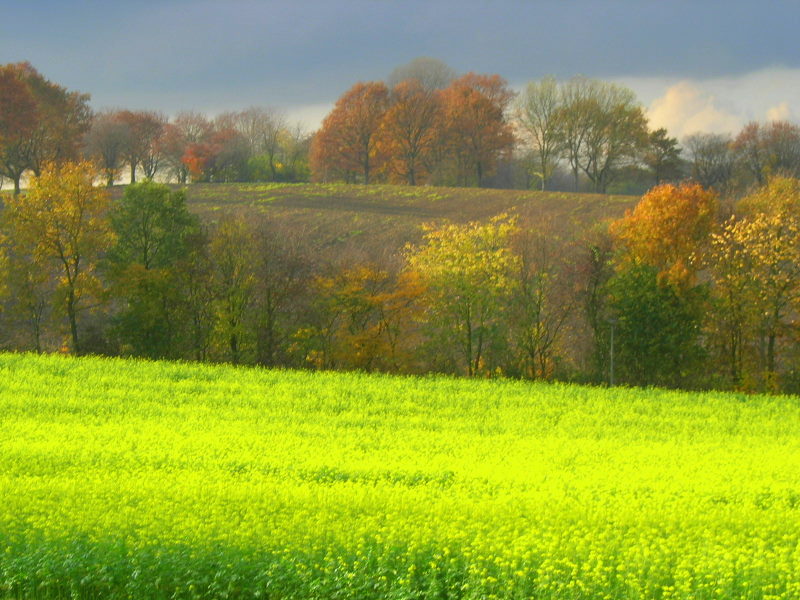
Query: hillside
116 182 640 251
2 352 799 598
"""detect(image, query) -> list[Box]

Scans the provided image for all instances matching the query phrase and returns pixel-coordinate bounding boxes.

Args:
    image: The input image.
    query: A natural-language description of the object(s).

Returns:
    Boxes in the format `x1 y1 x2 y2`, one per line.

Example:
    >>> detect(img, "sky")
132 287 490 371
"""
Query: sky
4 0 800 138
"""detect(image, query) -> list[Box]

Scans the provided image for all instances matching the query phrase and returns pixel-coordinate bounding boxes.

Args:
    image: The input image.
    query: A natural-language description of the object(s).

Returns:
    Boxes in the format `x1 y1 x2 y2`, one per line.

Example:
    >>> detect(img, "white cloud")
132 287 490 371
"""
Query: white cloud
285 103 333 132
766 101 792 122
615 67 800 140
647 81 741 138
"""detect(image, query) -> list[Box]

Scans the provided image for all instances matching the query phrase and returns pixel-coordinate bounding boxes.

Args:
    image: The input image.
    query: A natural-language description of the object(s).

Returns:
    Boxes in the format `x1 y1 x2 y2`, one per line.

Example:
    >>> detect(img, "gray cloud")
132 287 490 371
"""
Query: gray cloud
3 0 800 120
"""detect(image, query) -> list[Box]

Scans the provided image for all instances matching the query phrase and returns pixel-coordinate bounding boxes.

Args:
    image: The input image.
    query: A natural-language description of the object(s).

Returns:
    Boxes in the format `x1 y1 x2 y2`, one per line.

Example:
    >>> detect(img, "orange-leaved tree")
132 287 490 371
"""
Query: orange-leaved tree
0 64 37 155
438 73 516 187
0 63 91 193
607 182 717 387
610 182 718 289
377 79 442 185
310 81 389 184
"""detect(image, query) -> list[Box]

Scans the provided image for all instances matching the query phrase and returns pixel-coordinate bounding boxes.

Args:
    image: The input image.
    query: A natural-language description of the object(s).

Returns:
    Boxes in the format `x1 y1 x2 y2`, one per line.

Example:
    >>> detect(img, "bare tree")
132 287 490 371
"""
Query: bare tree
83 111 131 186
160 112 213 184
685 132 735 191
114 110 166 183
236 107 287 180
558 76 595 191
388 57 457 91
515 77 563 191
510 224 576 379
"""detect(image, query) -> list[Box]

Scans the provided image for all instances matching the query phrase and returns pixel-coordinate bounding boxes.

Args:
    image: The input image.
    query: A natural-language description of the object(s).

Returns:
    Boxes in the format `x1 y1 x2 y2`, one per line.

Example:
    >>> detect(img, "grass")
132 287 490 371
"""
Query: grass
2 352 800 598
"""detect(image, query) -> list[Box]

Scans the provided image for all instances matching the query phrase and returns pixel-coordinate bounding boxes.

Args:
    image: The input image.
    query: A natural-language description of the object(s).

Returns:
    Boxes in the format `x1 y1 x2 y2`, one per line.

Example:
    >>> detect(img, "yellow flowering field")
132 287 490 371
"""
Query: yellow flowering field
1 352 800 599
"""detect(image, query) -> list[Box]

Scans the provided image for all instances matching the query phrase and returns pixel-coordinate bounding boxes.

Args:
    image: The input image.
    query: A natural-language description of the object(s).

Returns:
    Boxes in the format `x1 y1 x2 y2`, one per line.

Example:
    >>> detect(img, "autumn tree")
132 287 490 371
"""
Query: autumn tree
0 65 37 187
249 218 315 367
509 224 576 379
762 121 800 178
106 181 199 358
3 161 114 354
228 106 287 180
608 182 718 386
557 76 595 191
160 111 212 183
438 73 516 187
0 63 91 194
299 265 393 370
710 177 800 388
515 77 563 190
378 79 442 185
406 215 518 376
577 82 648 193
310 82 389 184
183 127 249 183
0 239 58 353
611 182 718 288
707 215 762 387
733 121 800 188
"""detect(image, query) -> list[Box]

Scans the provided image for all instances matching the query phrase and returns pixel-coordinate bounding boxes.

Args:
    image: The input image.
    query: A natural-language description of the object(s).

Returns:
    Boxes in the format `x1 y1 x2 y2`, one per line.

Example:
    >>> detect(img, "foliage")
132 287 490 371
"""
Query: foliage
0 65 37 150
684 133 735 192
557 77 649 193
643 127 683 185
2 161 113 353
710 177 800 388
387 56 457 91
438 73 516 187
106 181 199 358
607 263 705 387
611 182 718 289
209 216 257 363
733 121 800 187
378 80 442 185
0 62 91 194
509 226 576 379
310 82 390 184
298 266 424 372
406 215 519 376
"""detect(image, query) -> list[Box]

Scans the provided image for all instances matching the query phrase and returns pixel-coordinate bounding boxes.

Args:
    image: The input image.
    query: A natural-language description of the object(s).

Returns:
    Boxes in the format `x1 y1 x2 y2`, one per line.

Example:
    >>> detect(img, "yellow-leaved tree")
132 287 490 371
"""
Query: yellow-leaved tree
710 177 800 388
3 161 114 354
405 215 519 376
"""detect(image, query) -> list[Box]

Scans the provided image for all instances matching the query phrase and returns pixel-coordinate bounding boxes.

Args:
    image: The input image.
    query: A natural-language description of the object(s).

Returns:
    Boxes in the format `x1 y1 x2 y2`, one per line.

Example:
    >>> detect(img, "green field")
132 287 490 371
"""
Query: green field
2 353 800 599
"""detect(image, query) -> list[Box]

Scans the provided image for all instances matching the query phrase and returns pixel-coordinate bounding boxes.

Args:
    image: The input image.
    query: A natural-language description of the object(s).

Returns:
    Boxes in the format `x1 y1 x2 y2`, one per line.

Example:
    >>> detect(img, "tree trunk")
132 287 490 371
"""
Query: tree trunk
67 289 80 355
767 330 776 376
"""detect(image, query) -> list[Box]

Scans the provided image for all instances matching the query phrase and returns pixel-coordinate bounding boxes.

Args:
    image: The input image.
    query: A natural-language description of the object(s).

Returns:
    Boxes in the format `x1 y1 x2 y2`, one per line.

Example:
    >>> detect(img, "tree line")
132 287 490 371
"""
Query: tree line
0 62 311 192
4 59 800 195
3 161 800 393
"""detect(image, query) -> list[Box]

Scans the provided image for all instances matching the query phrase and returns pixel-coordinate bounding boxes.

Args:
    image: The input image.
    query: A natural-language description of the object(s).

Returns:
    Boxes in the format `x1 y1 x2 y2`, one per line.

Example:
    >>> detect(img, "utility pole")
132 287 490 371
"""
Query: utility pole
608 317 618 387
